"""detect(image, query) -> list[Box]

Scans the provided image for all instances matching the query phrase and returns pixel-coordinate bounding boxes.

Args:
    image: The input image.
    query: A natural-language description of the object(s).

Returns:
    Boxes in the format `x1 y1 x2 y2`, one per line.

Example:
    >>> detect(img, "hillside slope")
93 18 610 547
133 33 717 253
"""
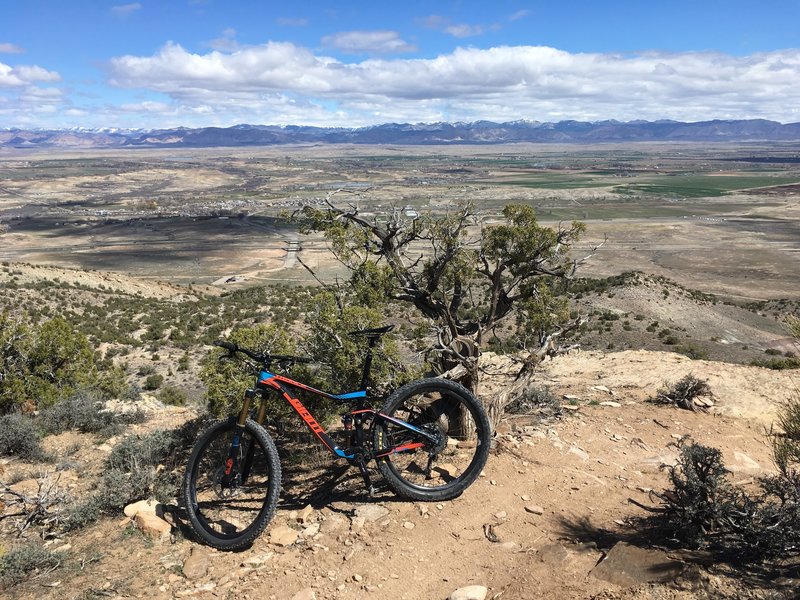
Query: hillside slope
2 350 796 600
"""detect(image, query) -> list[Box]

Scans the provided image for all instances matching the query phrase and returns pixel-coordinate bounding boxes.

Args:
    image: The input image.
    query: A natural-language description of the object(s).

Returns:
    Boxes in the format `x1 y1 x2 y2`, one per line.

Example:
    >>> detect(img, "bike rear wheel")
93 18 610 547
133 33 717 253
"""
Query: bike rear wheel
183 418 281 550
373 378 491 501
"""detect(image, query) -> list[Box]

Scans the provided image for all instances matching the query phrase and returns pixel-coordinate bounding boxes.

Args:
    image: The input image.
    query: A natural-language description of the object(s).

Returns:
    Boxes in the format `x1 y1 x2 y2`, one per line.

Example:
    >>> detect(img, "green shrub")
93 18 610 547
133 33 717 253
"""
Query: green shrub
0 544 60 586
772 395 800 475
749 357 800 370
157 386 188 406
675 344 709 360
143 373 164 391
0 413 46 461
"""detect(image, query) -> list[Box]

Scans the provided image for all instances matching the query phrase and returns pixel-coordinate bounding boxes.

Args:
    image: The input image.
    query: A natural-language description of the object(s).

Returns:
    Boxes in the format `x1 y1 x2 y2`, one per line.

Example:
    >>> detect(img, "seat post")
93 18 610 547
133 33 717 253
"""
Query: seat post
359 337 378 392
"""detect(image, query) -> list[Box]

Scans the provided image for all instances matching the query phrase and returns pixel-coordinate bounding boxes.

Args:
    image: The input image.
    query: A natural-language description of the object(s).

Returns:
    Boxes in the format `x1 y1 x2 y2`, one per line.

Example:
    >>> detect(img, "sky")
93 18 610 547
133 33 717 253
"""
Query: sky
1 0 800 129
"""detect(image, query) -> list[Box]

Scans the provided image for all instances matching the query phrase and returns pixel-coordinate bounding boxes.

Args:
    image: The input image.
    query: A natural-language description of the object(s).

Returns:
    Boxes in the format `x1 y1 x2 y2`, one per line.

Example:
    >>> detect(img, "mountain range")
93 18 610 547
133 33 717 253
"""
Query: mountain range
2 119 800 149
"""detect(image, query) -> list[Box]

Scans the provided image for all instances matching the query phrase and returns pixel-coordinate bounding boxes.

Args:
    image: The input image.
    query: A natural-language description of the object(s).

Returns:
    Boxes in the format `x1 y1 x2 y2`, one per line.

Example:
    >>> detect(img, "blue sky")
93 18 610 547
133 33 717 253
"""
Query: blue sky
1 1 799 129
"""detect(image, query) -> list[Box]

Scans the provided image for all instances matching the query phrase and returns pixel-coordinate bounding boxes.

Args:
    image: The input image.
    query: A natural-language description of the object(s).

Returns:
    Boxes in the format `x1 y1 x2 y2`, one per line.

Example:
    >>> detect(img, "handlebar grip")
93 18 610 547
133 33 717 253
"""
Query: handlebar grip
214 340 238 353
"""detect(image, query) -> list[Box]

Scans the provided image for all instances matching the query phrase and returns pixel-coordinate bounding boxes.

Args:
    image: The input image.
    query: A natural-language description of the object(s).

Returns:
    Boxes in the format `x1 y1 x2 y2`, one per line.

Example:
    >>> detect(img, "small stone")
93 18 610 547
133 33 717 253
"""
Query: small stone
524 505 545 515
352 574 363 582
290 588 316 600
303 523 320 537
434 463 460 479
134 511 171 542
600 401 621 408
500 541 520 551
493 511 507 520
521 494 531 501
449 585 488 600
183 548 211 580
53 544 72 553
563 394 580 401
243 552 273 567
298 505 314 524
270 525 298 547
402 521 415 529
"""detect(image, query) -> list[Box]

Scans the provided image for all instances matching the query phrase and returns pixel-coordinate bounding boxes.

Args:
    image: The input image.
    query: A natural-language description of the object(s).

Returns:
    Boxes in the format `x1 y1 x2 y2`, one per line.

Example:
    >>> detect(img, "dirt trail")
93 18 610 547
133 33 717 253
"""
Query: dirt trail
3 350 797 600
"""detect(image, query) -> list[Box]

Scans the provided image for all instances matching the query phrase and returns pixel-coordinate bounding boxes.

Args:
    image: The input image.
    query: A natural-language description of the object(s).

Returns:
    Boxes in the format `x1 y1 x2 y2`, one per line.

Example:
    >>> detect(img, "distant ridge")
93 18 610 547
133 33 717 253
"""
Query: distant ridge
2 119 800 148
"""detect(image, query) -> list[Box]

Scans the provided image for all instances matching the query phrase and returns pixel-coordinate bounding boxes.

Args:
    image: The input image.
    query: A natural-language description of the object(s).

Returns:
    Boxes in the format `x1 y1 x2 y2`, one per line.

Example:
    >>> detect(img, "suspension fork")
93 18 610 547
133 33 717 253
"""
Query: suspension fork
223 388 258 486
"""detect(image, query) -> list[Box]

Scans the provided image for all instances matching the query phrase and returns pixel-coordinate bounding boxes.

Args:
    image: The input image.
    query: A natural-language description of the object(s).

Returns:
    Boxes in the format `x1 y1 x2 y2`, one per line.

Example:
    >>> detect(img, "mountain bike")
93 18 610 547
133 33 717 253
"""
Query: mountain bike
183 325 491 550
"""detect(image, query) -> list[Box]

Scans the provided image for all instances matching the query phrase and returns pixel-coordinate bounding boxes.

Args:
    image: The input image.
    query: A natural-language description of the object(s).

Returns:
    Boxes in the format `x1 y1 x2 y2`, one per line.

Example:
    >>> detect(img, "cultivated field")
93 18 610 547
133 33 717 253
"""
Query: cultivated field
2 142 799 298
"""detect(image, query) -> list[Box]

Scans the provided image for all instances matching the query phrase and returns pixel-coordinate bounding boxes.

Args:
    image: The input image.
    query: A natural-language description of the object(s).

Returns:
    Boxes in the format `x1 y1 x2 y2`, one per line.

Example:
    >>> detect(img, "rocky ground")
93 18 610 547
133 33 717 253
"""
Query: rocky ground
2 349 797 600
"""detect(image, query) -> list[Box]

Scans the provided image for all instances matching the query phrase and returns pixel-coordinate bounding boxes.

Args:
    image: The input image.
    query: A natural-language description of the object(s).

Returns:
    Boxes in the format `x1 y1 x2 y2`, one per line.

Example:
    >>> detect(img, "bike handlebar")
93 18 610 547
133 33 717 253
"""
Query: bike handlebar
213 340 312 366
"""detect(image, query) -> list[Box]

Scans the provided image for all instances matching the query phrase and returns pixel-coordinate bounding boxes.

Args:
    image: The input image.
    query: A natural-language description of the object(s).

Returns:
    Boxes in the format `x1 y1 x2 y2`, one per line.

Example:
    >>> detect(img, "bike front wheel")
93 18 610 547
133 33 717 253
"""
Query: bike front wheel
183 418 281 550
373 378 491 502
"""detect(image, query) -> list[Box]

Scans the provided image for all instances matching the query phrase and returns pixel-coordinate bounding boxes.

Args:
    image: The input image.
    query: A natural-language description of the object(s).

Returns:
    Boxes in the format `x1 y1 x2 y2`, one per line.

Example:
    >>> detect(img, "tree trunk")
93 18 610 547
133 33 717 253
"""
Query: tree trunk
437 335 481 439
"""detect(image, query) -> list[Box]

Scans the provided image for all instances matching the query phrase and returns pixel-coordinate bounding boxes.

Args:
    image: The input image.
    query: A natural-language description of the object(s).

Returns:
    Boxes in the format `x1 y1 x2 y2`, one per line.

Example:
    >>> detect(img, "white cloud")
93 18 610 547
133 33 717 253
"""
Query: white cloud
111 3 142 17
0 43 24 54
105 44 800 120
321 30 416 55
7 43 800 129
0 61 61 87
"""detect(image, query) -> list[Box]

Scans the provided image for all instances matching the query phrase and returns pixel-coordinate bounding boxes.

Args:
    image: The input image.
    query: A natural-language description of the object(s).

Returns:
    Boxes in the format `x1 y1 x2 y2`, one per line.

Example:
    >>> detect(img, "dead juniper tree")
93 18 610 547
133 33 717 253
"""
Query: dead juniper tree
297 195 597 419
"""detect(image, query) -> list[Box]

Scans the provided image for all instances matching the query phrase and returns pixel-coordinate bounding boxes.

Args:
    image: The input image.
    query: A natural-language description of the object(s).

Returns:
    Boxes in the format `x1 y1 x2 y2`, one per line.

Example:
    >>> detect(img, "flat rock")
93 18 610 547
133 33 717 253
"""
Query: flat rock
134 511 171 542
124 499 161 518
353 505 389 523
568 446 589 461
320 513 349 534
449 585 488 600
182 548 210 580
524 505 545 515
538 543 571 565
270 524 298 546
729 452 761 474
591 542 685 587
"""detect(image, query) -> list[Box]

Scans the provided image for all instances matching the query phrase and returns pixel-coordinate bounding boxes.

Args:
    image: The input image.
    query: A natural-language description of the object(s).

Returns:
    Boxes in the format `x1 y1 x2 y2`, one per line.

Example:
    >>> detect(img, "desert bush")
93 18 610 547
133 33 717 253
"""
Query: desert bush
0 413 46 461
0 544 59 586
157 385 188 406
648 374 711 411
505 384 561 415
642 438 800 562
650 438 741 549
143 373 164 390
772 392 800 476
38 389 117 436
749 356 800 370
62 419 203 529
675 344 709 360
